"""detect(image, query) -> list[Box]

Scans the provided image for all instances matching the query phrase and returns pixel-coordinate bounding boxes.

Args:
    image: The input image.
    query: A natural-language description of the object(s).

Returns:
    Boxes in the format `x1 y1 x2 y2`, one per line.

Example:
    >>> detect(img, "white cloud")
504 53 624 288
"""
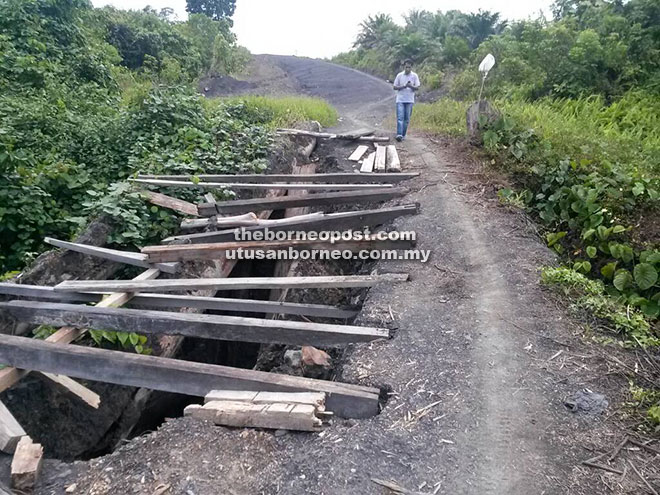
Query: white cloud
92 0 551 59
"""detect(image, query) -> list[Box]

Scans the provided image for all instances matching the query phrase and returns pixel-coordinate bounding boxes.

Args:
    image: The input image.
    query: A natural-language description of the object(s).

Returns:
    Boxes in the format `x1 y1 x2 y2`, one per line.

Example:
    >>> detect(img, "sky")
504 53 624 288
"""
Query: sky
92 0 552 59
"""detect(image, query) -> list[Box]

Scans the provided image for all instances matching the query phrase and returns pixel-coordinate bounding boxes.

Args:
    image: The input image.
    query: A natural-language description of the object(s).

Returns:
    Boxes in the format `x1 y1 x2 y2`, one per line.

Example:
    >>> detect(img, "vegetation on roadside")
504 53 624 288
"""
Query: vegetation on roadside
337 0 659 349
0 0 336 273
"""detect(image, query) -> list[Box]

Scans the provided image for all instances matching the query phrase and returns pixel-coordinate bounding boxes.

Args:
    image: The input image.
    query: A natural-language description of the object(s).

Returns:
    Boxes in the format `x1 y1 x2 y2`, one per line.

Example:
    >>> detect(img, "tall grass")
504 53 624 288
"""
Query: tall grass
414 91 660 177
216 95 338 128
411 98 466 136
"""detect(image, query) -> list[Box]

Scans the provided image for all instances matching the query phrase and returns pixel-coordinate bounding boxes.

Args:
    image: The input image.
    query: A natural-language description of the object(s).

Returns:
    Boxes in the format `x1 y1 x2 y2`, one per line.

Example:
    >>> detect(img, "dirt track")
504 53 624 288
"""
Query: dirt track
34 56 647 495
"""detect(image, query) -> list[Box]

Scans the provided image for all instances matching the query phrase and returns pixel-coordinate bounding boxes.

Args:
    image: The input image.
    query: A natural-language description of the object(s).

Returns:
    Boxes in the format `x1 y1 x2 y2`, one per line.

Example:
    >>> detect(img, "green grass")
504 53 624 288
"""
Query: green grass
215 95 339 128
414 91 660 178
412 98 466 136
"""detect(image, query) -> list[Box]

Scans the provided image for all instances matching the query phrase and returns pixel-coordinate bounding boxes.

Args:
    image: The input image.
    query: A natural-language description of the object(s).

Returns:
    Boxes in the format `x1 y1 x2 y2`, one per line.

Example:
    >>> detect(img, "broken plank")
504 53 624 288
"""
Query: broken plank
167 205 420 244
198 188 407 216
348 145 369 162
0 333 381 418
0 268 161 394
54 273 409 293
0 301 389 346
142 190 199 217
133 179 393 191
0 284 358 319
374 145 387 172
185 401 322 431
137 173 419 184
386 145 402 172
143 239 415 263
44 238 179 274
205 390 325 409
10 436 42 492
0 401 25 454
360 152 376 173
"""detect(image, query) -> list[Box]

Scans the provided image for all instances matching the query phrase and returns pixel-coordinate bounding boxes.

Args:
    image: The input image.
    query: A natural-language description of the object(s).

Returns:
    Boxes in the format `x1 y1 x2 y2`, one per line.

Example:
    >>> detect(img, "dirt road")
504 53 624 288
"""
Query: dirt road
37 56 637 495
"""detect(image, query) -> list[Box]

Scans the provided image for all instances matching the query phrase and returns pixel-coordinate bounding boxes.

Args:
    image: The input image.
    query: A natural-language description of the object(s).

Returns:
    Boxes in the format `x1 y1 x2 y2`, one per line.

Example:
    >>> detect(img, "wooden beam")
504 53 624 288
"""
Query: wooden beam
374 145 387 172
0 284 358 319
197 188 407 216
0 334 381 418
360 152 376 173
142 190 199 217
348 145 369 162
142 239 414 263
277 128 389 142
185 401 323 431
179 212 322 232
137 173 419 184
168 205 420 244
40 373 100 409
0 268 161 394
54 273 409 293
386 145 401 172
204 390 325 408
133 179 393 191
10 436 43 492
0 301 389 346
44 238 179 274
0 401 25 454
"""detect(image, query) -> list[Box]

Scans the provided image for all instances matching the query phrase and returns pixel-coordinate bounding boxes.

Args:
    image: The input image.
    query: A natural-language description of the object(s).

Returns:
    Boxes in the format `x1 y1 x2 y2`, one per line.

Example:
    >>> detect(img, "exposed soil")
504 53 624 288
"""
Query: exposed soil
25 56 659 495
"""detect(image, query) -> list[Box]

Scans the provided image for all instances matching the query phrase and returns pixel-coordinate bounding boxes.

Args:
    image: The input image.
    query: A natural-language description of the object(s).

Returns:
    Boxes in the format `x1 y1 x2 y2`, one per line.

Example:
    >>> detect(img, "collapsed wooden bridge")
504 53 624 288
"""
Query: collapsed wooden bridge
0 129 418 488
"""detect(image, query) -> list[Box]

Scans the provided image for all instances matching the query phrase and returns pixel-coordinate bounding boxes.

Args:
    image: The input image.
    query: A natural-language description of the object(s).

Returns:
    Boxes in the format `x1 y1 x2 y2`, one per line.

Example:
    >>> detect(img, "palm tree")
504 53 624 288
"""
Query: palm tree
355 14 400 50
461 10 508 49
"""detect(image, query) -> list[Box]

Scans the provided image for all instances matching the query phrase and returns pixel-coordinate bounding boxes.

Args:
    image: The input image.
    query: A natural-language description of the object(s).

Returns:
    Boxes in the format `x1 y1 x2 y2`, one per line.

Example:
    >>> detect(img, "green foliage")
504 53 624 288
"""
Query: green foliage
628 382 660 431
337 1 660 100
0 0 254 272
186 0 236 23
218 96 339 129
410 98 466 136
541 267 658 347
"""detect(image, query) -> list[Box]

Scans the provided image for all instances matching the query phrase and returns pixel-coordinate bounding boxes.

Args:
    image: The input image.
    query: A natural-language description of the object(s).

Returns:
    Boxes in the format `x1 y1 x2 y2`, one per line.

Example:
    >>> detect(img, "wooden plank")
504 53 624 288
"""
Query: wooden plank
336 128 376 140
386 145 402 172
205 390 325 409
10 436 43 492
168 205 419 244
142 238 414 263
0 284 358 319
374 145 387 172
40 373 100 409
0 401 25 454
197 188 407 216
137 173 419 184
185 401 322 431
203 192 216 203
44 238 179 274
0 334 381 418
360 152 376 173
180 212 322 232
55 273 409 293
348 145 369 162
142 190 199 217
277 128 388 142
0 301 389 346
133 179 393 191
0 268 161 394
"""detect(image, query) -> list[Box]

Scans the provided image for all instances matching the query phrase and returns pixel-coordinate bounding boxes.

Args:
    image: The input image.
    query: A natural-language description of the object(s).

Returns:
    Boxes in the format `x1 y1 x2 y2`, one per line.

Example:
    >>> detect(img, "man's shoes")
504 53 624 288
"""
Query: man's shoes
396 135 403 142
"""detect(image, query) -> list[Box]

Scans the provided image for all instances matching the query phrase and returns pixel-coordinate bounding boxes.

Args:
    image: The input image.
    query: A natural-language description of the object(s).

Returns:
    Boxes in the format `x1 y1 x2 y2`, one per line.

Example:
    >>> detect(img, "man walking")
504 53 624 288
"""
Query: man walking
393 60 420 141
